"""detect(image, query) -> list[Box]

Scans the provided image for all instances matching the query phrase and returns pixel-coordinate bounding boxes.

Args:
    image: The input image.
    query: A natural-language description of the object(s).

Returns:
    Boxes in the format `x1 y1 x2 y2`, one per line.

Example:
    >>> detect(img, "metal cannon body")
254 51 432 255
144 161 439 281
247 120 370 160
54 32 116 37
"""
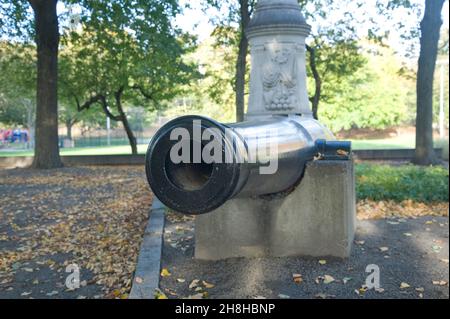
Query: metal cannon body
145 115 350 215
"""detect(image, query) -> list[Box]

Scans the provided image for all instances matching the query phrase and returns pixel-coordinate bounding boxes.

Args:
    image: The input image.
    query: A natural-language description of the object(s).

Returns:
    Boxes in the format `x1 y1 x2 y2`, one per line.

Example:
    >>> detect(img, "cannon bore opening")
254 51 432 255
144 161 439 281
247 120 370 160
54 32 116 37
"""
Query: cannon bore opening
164 140 215 192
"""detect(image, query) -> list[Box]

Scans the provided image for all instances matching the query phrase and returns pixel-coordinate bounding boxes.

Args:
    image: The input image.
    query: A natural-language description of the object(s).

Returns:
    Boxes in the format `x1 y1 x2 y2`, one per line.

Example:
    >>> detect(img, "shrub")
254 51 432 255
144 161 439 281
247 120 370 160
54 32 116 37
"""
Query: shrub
356 164 449 203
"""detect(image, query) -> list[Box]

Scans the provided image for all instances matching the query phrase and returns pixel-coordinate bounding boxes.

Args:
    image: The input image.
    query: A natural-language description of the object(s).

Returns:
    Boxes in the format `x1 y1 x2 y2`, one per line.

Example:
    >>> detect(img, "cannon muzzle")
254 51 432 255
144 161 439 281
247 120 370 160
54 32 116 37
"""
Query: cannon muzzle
145 115 350 215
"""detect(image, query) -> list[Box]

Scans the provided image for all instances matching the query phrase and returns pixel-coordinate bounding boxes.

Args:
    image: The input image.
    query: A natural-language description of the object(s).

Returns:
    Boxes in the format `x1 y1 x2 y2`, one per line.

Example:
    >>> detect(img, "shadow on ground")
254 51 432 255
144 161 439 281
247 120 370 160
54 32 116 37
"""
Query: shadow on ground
160 213 449 299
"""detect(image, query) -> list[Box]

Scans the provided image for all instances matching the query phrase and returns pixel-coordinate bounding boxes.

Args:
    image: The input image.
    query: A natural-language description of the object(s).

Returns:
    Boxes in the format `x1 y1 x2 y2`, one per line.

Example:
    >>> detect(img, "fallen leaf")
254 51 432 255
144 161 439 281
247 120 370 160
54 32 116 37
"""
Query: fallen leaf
400 282 411 289
189 279 200 289
343 277 352 284
379 247 389 252
355 286 368 296
160 268 171 277
403 233 413 237
154 289 168 299
432 280 448 286
432 245 442 253
21 292 32 297
323 275 335 284
135 277 143 284
176 278 186 283
202 281 215 289
293 274 303 284
319 260 327 265
337 149 349 156
415 287 425 292
316 275 335 284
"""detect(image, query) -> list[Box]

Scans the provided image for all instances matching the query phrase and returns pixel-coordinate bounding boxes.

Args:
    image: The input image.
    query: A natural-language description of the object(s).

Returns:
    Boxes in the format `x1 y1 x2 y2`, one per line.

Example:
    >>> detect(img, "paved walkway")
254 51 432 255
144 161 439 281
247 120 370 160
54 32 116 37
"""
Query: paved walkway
160 213 449 299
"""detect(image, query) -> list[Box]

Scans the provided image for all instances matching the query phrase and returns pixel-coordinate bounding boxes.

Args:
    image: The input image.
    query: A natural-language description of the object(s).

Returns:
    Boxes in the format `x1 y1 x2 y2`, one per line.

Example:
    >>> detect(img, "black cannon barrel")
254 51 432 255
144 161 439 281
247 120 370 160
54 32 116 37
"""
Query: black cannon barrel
145 115 349 215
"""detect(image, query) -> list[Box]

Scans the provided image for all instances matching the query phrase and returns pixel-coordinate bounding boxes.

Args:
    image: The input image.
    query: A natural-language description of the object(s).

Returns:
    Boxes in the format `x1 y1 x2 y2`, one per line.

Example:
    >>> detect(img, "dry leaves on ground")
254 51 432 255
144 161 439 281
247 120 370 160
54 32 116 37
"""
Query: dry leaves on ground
357 200 449 220
0 167 152 298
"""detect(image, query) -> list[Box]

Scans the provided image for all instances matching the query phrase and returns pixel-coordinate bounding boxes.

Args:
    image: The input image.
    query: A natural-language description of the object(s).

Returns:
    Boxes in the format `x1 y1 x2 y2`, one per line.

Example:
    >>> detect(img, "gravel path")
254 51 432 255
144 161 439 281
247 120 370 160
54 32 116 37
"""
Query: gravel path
160 212 449 299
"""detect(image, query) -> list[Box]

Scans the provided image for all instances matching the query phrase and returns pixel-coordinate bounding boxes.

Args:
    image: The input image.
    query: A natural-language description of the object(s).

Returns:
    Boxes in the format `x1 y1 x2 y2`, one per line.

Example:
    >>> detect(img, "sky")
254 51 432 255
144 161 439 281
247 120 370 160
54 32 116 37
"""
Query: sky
2 0 449 59
175 0 450 59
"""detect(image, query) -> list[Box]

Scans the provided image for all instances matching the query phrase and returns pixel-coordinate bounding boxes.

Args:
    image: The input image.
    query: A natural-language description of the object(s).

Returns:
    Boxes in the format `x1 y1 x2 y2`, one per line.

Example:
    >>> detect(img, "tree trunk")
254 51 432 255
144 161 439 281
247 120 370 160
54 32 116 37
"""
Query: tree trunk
414 0 445 165
66 120 73 141
120 115 138 155
306 45 322 120
115 91 138 155
24 99 35 149
235 0 250 122
29 0 62 169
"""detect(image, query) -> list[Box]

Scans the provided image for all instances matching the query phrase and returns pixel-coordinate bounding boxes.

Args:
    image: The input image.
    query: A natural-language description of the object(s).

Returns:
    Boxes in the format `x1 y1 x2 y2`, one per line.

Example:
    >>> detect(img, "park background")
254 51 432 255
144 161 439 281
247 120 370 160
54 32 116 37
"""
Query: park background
0 0 448 159
0 0 449 300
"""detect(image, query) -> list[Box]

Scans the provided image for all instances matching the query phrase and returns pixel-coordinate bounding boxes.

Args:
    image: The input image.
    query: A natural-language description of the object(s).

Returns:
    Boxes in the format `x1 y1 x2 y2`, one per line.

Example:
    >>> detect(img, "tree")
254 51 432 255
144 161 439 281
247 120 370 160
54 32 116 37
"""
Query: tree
234 0 253 122
60 25 197 154
203 0 256 122
0 41 36 144
319 42 415 132
166 35 239 123
27 0 61 168
414 0 446 165
204 0 375 121
0 0 194 165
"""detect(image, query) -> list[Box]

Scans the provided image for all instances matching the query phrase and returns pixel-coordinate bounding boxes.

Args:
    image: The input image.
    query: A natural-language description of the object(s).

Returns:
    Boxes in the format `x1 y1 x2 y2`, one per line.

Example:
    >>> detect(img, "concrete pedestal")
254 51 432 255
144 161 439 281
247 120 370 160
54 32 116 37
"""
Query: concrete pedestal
195 159 356 260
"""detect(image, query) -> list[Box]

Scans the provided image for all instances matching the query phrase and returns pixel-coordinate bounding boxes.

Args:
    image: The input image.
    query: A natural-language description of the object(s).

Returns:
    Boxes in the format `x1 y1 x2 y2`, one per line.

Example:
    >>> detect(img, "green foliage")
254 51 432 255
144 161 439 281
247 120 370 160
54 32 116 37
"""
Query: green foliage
0 41 36 126
1 0 199 147
196 34 238 122
319 42 416 132
59 5 198 117
356 163 449 203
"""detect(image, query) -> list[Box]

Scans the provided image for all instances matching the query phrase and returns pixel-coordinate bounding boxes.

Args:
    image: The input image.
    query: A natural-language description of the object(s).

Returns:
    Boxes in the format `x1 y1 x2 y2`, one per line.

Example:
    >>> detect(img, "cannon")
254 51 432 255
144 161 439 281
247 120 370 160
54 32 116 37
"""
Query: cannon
145 115 351 215
145 0 356 260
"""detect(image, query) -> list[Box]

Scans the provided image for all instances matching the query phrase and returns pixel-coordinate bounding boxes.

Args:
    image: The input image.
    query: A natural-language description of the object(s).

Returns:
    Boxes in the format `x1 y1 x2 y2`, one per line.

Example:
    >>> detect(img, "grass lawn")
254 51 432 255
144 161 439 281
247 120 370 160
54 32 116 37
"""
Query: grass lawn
1 135 447 157
0 144 149 157
350 135 415 150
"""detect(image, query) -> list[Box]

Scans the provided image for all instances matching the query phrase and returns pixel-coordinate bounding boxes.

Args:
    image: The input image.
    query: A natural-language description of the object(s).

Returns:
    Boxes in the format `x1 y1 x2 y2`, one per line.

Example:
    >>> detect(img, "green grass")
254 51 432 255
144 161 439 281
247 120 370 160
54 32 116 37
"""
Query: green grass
0 136 446 157
350 135 415 150
0 144 149 157
2 145 448 204
356 163 449 203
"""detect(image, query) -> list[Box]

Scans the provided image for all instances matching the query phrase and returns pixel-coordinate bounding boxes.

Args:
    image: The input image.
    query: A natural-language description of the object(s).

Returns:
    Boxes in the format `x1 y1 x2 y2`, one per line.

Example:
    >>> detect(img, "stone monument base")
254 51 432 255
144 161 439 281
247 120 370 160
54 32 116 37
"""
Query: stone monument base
195 159 356 260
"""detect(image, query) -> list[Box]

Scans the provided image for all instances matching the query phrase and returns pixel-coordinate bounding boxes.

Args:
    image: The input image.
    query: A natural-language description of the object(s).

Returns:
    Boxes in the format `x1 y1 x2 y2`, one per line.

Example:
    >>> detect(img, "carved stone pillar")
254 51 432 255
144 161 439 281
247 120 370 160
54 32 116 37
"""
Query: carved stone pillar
246 0 312 119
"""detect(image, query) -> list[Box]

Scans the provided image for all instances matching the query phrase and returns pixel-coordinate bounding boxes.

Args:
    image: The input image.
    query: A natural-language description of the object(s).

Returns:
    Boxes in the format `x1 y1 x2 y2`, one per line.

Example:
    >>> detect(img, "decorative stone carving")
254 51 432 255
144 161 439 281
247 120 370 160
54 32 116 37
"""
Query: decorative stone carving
263 43 297 111
246 0 313 119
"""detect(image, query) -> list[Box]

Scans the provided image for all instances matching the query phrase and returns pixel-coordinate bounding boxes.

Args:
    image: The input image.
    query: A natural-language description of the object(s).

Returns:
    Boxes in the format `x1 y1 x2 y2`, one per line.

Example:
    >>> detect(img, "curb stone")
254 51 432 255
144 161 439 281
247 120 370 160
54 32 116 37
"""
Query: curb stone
129 199 166 299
